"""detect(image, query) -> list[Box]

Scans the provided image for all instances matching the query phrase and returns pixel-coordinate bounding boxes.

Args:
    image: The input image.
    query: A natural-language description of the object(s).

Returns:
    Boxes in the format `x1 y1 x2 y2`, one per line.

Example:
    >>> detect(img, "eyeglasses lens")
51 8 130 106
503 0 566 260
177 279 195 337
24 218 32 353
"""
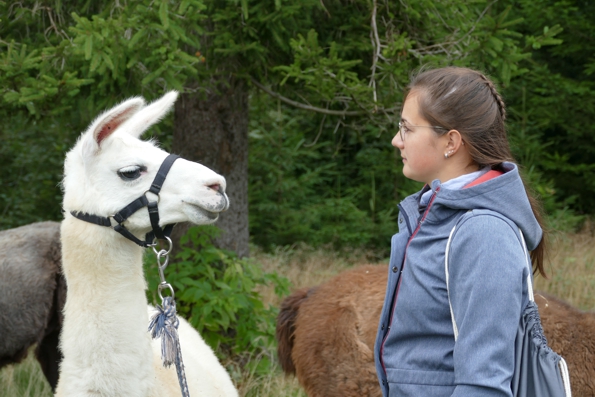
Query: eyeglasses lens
398 122 405 141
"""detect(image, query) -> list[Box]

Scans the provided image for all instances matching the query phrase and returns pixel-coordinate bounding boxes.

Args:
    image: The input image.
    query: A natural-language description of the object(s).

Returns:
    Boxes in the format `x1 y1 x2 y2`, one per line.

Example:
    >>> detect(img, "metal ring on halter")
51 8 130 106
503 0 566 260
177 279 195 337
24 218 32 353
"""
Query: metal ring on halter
152 236 173 256
144 190 161 204
158 282 175 300
107 215 118 228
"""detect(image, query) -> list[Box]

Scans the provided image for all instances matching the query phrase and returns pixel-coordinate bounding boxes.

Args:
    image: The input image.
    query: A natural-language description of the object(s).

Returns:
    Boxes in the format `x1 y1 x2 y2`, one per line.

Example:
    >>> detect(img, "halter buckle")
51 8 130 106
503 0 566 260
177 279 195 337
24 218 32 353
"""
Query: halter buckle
107 215 119 228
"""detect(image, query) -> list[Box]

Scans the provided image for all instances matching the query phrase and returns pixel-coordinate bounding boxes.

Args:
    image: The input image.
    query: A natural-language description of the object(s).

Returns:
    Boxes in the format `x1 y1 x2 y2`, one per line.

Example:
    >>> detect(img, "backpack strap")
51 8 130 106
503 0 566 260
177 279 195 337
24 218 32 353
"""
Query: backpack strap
445 219 533 341
446 220 572 396
445 224 460 340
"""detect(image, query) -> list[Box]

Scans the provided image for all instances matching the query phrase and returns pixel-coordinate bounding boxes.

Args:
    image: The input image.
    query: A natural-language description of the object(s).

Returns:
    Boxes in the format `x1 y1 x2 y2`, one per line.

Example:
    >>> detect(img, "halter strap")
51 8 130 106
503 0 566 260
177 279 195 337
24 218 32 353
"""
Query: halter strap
70 154 181 247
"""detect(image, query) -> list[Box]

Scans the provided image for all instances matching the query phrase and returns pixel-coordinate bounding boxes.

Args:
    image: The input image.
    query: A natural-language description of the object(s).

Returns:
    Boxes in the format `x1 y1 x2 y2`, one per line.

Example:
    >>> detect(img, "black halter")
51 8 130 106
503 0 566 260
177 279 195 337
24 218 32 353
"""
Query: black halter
71 154 180 247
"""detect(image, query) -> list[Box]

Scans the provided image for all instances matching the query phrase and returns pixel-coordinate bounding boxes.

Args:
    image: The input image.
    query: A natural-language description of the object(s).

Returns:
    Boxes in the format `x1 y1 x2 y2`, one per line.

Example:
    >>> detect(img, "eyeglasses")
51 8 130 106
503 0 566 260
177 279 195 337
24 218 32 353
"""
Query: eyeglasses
398 121 448 142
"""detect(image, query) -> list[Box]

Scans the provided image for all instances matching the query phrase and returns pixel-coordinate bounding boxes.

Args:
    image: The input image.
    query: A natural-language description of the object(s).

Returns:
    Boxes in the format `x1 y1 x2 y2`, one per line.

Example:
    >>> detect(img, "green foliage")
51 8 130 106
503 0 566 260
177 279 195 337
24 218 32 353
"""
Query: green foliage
0 0 205 229
144 226 289 369
276 30 365 98
500 0 595 220
1 0 593 241
246 0 579 251
0 114 71 229
0 1 206 112
66 1 206 98
248 93 415 255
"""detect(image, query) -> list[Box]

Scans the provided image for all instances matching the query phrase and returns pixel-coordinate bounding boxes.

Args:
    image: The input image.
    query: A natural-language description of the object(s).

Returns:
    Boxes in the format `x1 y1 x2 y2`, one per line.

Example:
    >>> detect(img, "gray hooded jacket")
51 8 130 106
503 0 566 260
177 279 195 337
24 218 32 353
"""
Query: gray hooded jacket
374 162 542 397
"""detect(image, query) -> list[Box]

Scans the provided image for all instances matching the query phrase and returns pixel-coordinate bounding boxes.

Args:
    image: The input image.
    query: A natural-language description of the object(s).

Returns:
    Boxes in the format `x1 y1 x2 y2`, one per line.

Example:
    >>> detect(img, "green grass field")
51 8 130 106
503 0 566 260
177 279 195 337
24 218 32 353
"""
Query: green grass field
2 229 593 396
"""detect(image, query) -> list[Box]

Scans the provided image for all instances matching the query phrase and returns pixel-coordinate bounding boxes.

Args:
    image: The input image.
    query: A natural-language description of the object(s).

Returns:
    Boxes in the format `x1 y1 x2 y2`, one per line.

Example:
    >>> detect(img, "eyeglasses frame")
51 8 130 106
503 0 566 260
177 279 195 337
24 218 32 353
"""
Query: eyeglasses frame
398 121 449 142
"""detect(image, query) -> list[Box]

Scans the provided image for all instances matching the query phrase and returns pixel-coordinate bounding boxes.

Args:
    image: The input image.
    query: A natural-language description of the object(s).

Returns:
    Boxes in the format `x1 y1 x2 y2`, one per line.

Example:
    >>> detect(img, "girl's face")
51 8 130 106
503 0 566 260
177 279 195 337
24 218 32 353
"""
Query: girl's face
392 91 448 185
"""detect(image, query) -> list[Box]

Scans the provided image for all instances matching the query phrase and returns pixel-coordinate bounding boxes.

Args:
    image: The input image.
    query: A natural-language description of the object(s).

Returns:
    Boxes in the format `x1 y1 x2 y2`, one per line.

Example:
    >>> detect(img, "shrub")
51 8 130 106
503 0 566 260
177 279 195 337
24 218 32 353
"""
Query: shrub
144 226 290 372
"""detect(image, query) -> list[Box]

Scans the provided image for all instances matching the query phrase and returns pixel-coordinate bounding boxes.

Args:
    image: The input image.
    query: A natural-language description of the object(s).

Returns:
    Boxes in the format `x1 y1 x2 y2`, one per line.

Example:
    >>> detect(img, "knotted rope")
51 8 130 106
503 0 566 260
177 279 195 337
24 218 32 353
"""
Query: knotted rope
148 238 190 397
148 297 189 397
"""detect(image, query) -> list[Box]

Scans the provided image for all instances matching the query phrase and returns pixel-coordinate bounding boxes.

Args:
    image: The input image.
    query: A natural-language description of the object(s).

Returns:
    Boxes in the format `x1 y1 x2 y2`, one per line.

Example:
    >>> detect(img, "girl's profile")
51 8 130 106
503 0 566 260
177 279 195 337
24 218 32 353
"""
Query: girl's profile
375 66 547 397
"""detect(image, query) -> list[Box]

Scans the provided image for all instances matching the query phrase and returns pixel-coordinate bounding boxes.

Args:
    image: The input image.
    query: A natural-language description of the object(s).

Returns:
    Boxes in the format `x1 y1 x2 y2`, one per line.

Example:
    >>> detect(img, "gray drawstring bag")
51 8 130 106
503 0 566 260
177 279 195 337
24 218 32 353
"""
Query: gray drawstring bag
445 225 572 397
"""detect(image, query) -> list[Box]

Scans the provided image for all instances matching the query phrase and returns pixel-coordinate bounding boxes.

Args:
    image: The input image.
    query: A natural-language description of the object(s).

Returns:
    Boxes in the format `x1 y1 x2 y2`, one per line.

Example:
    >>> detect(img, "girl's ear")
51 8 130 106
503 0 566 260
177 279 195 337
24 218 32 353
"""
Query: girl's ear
445 129 464 152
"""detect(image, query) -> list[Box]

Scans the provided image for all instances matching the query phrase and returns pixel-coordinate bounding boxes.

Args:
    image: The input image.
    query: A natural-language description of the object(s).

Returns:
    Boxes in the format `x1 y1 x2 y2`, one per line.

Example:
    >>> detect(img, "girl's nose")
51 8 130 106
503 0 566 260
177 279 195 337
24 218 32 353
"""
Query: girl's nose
392 133 403 148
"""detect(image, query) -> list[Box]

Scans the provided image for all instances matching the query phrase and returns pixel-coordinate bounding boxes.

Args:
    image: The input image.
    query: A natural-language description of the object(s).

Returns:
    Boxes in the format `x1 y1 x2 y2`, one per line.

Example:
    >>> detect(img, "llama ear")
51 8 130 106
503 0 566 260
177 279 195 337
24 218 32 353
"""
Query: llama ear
92 97 146 146
122 91 179 139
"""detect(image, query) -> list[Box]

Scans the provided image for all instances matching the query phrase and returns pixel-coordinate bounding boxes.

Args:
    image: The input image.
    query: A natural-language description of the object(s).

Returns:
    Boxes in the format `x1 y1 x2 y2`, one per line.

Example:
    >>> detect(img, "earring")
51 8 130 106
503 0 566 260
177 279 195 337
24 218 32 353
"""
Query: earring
444 153 449 159
444 150 454 159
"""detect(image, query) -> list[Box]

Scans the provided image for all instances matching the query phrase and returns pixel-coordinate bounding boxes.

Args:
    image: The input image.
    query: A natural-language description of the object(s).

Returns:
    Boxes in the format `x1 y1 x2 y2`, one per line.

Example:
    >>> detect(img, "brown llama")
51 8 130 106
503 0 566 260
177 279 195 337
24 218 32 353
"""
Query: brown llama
0 221 66 391
277 264 385 397
535 291 595 395
277 264 595 397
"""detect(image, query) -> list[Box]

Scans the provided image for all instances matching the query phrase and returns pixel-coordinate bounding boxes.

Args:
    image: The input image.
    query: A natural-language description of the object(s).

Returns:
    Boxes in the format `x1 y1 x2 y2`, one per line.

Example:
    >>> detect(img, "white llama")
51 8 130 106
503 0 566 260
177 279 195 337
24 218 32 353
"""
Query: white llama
56 91 239 397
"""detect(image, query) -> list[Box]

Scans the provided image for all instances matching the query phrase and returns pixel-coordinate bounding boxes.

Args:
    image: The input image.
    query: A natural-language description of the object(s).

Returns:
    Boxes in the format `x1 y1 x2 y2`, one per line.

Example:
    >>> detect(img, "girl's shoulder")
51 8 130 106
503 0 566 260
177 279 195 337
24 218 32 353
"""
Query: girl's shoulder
458 208 517 225
449 209 531 271
451 209 523 246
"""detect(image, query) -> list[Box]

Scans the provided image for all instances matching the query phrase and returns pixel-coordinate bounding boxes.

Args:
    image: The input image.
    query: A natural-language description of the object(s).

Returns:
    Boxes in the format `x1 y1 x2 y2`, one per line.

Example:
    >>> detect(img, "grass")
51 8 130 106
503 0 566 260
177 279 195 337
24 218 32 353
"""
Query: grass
2 230 594 396
0 351 53 397
534 229 595 311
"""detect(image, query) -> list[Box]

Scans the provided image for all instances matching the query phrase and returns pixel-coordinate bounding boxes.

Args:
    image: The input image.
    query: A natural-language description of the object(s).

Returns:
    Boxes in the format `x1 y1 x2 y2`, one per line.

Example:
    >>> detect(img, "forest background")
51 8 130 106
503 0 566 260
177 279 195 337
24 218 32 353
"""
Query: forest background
1 0 595 390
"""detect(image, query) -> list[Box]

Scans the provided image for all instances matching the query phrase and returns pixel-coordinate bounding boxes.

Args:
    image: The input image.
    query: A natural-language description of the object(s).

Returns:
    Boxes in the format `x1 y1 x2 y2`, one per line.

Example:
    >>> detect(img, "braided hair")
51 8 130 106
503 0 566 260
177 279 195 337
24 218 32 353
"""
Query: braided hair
477 72 507 121
405 67 512 169
403 66 547 277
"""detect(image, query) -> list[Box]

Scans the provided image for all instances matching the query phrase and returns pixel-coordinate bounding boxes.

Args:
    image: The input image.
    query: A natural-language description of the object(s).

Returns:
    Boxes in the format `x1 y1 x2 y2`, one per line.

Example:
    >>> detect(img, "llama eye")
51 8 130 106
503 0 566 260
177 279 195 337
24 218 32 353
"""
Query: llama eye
117 165 145 181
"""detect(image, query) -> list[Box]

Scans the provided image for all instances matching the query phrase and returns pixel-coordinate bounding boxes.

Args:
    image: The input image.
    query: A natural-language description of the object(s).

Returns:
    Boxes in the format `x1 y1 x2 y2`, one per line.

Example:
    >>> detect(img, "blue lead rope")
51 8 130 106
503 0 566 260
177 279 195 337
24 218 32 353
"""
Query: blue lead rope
148 297 190 397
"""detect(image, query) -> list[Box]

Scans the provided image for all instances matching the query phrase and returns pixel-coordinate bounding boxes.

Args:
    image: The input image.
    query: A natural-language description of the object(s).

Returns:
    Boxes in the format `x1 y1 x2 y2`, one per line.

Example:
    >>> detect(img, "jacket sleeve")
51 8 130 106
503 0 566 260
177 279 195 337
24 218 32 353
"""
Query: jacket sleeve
448 214 527 397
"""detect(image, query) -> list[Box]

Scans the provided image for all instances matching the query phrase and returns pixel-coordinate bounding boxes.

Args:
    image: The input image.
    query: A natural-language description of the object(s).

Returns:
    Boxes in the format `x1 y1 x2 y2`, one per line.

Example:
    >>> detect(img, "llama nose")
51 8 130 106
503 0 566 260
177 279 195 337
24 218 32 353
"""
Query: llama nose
208 183 221 192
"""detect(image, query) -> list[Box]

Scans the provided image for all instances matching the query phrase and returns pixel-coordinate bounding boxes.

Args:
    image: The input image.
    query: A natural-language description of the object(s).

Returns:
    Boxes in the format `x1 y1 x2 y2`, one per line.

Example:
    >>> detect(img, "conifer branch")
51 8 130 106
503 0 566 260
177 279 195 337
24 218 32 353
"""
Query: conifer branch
250 77 368 117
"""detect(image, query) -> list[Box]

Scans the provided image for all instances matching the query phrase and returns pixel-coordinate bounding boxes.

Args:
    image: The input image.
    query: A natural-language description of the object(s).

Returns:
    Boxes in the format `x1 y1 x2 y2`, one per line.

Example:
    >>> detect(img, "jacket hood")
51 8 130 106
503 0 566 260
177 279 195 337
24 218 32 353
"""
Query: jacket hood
429 162 542 250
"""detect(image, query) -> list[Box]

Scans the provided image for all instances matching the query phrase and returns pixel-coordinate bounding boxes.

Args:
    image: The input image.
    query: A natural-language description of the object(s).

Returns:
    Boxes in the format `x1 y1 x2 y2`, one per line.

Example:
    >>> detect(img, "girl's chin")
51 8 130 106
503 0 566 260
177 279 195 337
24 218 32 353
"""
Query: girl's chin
402 168 426 184
402 167 413 180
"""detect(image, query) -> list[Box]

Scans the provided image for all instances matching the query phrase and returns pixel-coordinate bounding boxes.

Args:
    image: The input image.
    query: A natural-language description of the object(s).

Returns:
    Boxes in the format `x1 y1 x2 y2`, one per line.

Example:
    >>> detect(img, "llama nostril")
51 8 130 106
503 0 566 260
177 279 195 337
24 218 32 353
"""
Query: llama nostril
208 184 220 192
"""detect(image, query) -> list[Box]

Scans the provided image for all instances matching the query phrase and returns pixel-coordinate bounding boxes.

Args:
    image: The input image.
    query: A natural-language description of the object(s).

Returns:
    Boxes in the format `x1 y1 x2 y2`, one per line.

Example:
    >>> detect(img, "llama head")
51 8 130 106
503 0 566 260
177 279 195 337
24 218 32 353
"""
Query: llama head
62 91 229 234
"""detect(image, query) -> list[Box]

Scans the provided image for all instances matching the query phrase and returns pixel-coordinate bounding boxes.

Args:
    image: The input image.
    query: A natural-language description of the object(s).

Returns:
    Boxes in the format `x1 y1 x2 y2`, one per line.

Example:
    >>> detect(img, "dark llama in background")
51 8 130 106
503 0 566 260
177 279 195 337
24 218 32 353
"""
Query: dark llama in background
0 221 65 391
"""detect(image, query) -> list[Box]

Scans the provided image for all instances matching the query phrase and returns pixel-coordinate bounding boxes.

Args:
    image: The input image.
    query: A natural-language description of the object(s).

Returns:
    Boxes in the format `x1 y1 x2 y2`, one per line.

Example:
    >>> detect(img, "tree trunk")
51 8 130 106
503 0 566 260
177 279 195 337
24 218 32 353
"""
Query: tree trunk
172 78 250 257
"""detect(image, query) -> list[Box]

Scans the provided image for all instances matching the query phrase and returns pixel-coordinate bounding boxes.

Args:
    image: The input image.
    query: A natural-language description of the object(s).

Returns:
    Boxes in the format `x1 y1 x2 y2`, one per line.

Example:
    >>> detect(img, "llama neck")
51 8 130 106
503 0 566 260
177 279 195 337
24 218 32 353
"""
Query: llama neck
61 220 147 299
58 217 155 396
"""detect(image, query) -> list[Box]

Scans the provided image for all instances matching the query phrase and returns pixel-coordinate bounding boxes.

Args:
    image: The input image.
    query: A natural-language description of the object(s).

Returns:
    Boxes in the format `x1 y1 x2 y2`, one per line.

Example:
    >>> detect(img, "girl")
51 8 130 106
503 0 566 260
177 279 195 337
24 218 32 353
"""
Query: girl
374 67 547 397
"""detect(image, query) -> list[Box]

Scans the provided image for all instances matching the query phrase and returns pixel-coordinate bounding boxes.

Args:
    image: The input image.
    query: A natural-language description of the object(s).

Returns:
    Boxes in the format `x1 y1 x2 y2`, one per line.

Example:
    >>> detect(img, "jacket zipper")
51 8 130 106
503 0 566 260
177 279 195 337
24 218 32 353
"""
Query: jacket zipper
379 187 440 376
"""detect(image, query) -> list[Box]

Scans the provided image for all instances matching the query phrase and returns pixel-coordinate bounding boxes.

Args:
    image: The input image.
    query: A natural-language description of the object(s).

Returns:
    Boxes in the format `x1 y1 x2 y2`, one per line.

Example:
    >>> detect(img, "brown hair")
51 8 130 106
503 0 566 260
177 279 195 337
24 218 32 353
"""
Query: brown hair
405 66 547 277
